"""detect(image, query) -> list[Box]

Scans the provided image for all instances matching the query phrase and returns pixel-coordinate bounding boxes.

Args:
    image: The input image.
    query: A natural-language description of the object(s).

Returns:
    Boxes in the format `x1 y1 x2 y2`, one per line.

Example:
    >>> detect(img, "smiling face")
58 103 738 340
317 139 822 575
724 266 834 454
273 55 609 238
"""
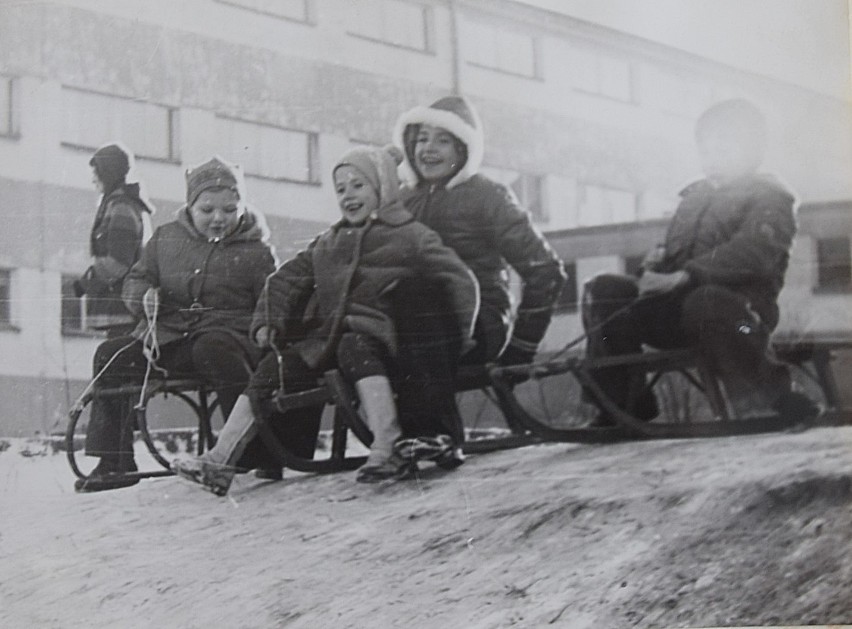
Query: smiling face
188 188 242 240
414 124 463 182
334 165 379 225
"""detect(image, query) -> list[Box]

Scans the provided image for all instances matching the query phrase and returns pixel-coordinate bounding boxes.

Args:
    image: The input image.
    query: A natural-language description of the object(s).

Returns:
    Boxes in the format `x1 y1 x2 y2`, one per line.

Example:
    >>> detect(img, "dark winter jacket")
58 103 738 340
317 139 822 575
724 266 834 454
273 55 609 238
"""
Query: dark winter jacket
394 96 565 359
82 183 152 328
251 202 479 371
124 206 277 352
653 174 797 330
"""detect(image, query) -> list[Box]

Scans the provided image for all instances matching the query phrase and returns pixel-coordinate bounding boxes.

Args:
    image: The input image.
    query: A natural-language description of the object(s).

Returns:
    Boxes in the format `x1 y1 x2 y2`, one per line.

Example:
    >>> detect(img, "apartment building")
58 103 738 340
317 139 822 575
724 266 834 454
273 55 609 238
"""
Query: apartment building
0 0 850 435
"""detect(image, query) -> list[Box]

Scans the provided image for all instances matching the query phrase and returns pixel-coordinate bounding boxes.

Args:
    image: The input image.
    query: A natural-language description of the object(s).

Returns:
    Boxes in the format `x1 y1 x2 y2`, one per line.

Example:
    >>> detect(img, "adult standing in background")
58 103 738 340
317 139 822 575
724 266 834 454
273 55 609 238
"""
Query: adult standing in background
74 143 154 337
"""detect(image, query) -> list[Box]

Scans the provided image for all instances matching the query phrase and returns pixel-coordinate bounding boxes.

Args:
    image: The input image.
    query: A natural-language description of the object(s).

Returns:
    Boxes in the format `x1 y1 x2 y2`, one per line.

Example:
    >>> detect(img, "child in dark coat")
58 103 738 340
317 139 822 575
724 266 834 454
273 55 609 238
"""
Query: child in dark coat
582 99 819 423
172 145 478 493
76 157 278 492
391 95 565 460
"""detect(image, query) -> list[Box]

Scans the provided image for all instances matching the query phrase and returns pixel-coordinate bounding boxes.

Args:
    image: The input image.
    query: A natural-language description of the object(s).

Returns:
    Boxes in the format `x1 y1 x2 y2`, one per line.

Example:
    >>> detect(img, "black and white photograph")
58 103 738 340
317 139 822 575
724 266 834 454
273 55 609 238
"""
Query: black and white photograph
1 1 851 627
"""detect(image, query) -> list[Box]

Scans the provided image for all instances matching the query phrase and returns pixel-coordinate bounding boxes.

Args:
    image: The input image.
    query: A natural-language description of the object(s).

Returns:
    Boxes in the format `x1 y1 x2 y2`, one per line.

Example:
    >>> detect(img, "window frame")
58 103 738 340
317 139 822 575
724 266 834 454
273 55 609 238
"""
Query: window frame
59 86 181 163
346 0 435 54
578 182 638 227
572 51 635 103
60 274 103 337
0 268 18 332
461 17 542 80
0 75 19 139
481 165 549 224
214 114 321 186
814 236 852 293
214 0 314 24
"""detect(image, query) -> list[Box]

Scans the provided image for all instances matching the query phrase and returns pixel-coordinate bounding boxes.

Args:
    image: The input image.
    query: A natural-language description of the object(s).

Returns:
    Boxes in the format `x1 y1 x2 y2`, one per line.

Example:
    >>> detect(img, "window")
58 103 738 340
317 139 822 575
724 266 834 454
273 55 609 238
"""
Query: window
0 76 17 138
816 237 852 290
61 274 88 335
348 0 432 52
573 49 633 102
215 0 311 23
214 116 318 184
554 262 578 313
461 18 538 78
578 184 637 226
481 166 547 223
61 87 179 161
642 67 713 117
0 269 11 326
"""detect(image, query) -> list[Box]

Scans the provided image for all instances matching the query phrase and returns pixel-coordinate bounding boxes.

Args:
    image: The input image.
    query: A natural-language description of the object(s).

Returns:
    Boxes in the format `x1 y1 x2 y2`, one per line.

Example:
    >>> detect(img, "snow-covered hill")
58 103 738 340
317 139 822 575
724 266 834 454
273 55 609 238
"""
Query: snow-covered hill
2 427 852 628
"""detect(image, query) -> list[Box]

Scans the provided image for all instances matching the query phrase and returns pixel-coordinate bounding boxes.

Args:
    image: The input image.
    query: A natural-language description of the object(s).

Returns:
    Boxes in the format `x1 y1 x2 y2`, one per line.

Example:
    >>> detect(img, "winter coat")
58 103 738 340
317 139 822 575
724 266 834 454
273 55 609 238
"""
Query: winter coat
123 206 277 352
394 96 565 358
401 176 564 357
653 174 797 330
82 183 152 329
251 202 479 371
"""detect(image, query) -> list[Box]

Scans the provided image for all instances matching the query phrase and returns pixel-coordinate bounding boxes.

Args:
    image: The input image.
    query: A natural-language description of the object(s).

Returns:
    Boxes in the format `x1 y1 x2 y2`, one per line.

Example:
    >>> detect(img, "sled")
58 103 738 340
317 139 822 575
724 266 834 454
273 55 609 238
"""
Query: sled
66 378 219 482
65 336 852 482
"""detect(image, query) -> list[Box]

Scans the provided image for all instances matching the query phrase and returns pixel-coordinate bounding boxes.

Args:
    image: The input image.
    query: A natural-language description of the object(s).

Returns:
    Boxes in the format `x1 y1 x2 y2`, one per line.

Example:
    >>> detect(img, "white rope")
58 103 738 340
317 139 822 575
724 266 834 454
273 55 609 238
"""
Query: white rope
137 288 168 409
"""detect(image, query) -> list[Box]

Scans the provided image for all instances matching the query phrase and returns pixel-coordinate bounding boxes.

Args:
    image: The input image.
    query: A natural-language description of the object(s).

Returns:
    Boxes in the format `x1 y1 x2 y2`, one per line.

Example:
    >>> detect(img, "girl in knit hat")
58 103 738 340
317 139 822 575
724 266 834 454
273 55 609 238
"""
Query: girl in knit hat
76 156 278 492
75 143 154 336
171 145 479 492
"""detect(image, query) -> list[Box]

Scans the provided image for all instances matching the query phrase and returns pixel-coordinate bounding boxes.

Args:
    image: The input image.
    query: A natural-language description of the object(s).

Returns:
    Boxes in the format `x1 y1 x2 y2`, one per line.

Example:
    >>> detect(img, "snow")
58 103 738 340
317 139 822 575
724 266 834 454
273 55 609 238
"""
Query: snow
2 428 852 628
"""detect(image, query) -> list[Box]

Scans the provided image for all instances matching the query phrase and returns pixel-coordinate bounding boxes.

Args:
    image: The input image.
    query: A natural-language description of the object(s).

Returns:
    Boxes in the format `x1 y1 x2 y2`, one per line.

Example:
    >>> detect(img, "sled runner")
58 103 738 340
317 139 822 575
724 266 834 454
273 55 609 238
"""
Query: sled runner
65 336 851 482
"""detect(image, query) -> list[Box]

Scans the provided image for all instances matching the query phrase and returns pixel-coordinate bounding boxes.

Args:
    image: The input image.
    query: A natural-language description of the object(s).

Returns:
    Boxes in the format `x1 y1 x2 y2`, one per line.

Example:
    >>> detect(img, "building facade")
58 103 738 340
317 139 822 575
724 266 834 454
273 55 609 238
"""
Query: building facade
1 0 850 435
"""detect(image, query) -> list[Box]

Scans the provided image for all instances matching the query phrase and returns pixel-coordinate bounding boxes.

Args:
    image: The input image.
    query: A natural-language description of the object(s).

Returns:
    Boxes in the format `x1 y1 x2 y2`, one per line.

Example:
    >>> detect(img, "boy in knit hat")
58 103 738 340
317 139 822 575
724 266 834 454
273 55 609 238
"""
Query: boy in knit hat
172 145 479 492
582 99 819 425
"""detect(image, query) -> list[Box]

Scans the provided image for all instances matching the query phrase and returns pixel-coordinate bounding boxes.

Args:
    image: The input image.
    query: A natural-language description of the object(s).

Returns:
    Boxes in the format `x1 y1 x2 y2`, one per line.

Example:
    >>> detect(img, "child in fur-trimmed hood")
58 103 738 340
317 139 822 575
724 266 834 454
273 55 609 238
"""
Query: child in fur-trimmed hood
394 95 566 366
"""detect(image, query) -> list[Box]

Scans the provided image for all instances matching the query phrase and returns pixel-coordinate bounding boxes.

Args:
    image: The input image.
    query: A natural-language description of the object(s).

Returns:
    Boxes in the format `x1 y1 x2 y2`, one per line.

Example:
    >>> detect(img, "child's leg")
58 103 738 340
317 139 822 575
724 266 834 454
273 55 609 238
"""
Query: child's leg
336 333 406 477
172 352 293 494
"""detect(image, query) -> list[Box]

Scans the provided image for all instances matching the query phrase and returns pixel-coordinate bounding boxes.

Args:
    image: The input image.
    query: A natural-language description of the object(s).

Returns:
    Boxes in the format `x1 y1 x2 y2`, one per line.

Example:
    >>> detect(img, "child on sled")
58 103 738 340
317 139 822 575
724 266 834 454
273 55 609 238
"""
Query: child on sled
172 145 478 493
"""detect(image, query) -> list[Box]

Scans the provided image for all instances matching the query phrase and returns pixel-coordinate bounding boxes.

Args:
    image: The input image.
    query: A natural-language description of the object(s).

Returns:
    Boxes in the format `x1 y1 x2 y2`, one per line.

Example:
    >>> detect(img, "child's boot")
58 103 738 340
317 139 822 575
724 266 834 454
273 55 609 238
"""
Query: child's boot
171 455 236 496
354 376 413 483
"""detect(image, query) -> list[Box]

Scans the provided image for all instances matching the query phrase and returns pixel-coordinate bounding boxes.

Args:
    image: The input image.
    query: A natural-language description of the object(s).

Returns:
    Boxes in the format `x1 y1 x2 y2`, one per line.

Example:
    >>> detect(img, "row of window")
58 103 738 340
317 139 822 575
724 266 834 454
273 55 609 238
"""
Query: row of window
214 0 714 114
47 84 648 225
58 86 321 184
3 236 849 335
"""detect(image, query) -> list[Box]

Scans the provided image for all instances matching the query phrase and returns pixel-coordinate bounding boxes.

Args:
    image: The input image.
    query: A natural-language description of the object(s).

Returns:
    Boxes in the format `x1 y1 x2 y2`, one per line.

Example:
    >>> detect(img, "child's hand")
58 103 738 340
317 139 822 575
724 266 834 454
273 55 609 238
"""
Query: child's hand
255 325 273 348
142 288 160 320
641 245 666 272
638 270 689 296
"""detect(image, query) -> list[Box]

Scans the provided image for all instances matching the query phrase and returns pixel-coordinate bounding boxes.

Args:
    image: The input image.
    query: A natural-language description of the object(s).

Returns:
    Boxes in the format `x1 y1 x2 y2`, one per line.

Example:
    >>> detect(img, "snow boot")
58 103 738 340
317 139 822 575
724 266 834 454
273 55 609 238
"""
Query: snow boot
171 456 236 496
354 376 411 483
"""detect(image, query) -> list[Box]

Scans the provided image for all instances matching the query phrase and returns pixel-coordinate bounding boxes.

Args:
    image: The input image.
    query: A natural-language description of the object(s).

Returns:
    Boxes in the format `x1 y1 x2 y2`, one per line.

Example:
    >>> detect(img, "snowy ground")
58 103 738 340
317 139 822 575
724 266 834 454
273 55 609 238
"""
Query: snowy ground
2 427 852 629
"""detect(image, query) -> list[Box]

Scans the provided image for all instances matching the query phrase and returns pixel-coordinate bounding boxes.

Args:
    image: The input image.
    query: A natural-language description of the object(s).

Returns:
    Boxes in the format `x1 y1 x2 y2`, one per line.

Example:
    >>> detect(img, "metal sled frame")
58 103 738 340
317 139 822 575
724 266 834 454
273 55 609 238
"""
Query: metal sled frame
66 338 852 482
66 379 218 482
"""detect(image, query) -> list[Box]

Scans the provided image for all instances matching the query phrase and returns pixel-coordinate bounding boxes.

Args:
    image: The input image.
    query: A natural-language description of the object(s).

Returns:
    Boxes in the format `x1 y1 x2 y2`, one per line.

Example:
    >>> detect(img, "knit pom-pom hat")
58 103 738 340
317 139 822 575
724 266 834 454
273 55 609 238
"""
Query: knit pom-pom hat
185 156 245 207
393 95 484 189
333 144 404 208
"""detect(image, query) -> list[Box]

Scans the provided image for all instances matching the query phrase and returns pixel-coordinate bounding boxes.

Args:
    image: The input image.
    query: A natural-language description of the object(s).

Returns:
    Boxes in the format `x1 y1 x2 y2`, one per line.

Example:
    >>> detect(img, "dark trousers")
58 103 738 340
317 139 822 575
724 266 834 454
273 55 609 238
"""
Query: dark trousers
388 287 509 445
85 332 275 468
245 348 324 461
582 274 791 416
